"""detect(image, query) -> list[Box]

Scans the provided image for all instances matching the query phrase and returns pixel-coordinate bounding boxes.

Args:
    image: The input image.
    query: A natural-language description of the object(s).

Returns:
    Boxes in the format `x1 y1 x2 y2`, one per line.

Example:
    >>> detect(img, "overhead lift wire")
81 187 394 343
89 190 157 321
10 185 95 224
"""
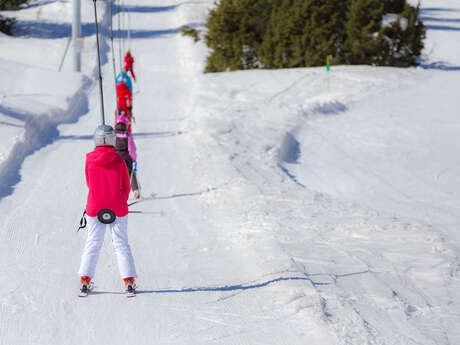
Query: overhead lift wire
127 0 131 50
121 0 125 54
109 0 119 114
117 0 123 72
92 0 106 125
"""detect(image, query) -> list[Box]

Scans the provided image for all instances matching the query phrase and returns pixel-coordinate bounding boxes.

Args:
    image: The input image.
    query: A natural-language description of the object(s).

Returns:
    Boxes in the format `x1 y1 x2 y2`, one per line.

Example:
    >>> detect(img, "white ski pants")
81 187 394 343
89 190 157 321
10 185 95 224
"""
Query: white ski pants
78 215 137 279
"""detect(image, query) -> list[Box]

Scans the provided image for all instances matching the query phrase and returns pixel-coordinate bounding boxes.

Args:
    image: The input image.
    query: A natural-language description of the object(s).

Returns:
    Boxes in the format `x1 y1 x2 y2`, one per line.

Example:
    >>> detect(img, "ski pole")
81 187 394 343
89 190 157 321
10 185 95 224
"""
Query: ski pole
92 0 106 125
77 209 87 232
130 161 136 180
128 210 165 216
128 192 157 207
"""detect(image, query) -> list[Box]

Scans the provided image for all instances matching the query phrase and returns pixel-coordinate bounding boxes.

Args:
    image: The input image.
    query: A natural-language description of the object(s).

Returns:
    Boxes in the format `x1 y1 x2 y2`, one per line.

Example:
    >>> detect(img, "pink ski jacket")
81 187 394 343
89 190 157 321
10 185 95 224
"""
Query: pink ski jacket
115 131 137 162
85 146 131 217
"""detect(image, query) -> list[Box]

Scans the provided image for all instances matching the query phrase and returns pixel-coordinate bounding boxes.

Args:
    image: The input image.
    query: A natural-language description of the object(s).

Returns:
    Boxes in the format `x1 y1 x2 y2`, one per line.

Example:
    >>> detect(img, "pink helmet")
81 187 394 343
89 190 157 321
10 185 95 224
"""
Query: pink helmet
116 114 129 125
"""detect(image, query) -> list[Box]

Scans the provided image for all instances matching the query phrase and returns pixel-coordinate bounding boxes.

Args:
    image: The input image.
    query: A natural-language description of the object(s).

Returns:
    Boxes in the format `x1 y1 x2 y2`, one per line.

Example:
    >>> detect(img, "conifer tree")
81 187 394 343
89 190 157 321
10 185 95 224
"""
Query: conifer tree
261 0 347 68
342 0 386 65
0 15 15 35
0 0 28 35
0 0 27 10
384 0 406 13
380 2 425 66
203 0 425 72
301 0 347 66
205 0 272 72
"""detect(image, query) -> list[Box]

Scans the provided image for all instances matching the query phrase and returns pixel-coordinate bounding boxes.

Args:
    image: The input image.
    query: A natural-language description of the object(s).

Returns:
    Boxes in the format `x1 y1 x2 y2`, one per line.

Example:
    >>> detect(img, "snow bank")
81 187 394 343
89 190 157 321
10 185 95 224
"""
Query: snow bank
0 0 109 196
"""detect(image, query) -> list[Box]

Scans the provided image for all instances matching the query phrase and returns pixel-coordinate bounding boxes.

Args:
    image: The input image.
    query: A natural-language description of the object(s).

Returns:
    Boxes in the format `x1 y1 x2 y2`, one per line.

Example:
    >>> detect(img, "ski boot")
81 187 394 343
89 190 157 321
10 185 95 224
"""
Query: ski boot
78 276 92 297
124 277 136 297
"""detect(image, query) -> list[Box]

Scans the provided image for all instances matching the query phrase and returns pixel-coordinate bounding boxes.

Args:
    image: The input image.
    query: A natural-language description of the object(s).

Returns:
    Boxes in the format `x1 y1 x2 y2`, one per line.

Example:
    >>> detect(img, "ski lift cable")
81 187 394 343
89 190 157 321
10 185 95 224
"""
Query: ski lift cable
109 0 119 114
122 0 126 54
127 0 131 50
117 0 123 72
120 0 124 55
92 0 106 125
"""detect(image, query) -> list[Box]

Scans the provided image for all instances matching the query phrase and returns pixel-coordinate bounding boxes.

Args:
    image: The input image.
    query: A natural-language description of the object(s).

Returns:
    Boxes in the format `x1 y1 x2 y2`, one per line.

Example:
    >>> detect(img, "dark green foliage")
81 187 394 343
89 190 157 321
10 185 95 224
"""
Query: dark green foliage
342 0 386 65
0 0 28 35
0 0 28 10
379 3 426 67
343 0 425 66
261 0 347 68
0 15 15 35
180 25 201 42
204 0 425 72
383 0 406 13
205 0 273 72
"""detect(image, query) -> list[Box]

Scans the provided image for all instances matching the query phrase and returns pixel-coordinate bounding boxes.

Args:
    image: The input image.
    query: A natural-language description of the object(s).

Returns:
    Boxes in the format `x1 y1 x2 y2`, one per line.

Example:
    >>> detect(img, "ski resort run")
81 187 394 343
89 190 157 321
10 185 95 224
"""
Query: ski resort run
0 0 460 344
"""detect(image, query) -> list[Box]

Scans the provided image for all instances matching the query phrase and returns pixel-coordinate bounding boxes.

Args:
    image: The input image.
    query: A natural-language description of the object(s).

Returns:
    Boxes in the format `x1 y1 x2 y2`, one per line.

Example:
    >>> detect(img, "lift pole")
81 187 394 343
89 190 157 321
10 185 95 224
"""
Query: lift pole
72 0 81 72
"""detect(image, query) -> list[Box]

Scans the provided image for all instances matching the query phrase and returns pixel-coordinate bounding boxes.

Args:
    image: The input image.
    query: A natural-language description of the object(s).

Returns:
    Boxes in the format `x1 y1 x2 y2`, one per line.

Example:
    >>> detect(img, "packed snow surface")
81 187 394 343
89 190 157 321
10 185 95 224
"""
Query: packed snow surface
0 0 459 344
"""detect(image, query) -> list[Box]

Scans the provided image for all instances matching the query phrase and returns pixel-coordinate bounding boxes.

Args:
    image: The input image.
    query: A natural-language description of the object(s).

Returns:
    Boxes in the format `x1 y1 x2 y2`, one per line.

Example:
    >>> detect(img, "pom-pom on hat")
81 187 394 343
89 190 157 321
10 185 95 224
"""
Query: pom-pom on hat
116 114 129 125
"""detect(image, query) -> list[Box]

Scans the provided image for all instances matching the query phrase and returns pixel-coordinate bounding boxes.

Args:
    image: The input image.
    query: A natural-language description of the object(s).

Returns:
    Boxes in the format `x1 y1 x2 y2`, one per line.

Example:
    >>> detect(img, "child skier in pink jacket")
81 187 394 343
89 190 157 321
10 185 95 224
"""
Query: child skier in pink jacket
78 125 137 295
115 113 140 199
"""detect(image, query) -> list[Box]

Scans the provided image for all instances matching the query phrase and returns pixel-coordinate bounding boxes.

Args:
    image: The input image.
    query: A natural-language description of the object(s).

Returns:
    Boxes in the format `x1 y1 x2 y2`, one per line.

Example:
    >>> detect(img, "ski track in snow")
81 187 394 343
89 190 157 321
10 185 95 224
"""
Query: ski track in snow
0 0 460 344
187 45 460 343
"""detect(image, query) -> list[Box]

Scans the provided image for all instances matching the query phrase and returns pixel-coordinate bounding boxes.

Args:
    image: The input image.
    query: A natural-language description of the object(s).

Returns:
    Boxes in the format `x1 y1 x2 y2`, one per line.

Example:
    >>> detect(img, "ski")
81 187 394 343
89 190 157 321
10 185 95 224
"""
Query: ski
78 291 89 297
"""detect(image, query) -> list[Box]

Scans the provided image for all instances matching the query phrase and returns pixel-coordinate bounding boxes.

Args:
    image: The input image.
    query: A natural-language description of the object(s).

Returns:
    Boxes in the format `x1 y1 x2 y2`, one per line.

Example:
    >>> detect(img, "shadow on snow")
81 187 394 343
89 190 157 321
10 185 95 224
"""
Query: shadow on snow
13 20 204 40
113 23 203 40
420 8 460 13
420 7 460 31
424 24 460 31
13 21 96 39
137 276 328 295
118 2 205 14
421 16 460 23
418 61 460 71
0 120 24 128
86 270 371 296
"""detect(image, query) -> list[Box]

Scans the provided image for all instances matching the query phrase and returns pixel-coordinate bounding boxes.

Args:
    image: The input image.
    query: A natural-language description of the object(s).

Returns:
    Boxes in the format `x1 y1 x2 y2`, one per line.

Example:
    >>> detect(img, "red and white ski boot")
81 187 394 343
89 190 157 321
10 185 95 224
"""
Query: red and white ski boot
78 276 93 297
124 277 136 297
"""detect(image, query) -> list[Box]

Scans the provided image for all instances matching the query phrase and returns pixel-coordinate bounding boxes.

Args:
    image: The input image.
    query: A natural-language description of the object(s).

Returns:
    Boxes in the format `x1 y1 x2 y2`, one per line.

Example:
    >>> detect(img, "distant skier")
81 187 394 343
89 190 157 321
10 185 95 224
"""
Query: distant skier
78 125 137 296
116 69 133 93
114 108 132 133
115 113 140 200
124 50 136 81
116 76 133 131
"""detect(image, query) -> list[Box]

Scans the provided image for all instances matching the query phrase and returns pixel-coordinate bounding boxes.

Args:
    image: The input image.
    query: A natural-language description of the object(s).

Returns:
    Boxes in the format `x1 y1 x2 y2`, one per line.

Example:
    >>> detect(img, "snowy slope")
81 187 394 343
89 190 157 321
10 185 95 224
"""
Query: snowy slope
417 0 460 68
0 0 103 196
1 0 460 344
